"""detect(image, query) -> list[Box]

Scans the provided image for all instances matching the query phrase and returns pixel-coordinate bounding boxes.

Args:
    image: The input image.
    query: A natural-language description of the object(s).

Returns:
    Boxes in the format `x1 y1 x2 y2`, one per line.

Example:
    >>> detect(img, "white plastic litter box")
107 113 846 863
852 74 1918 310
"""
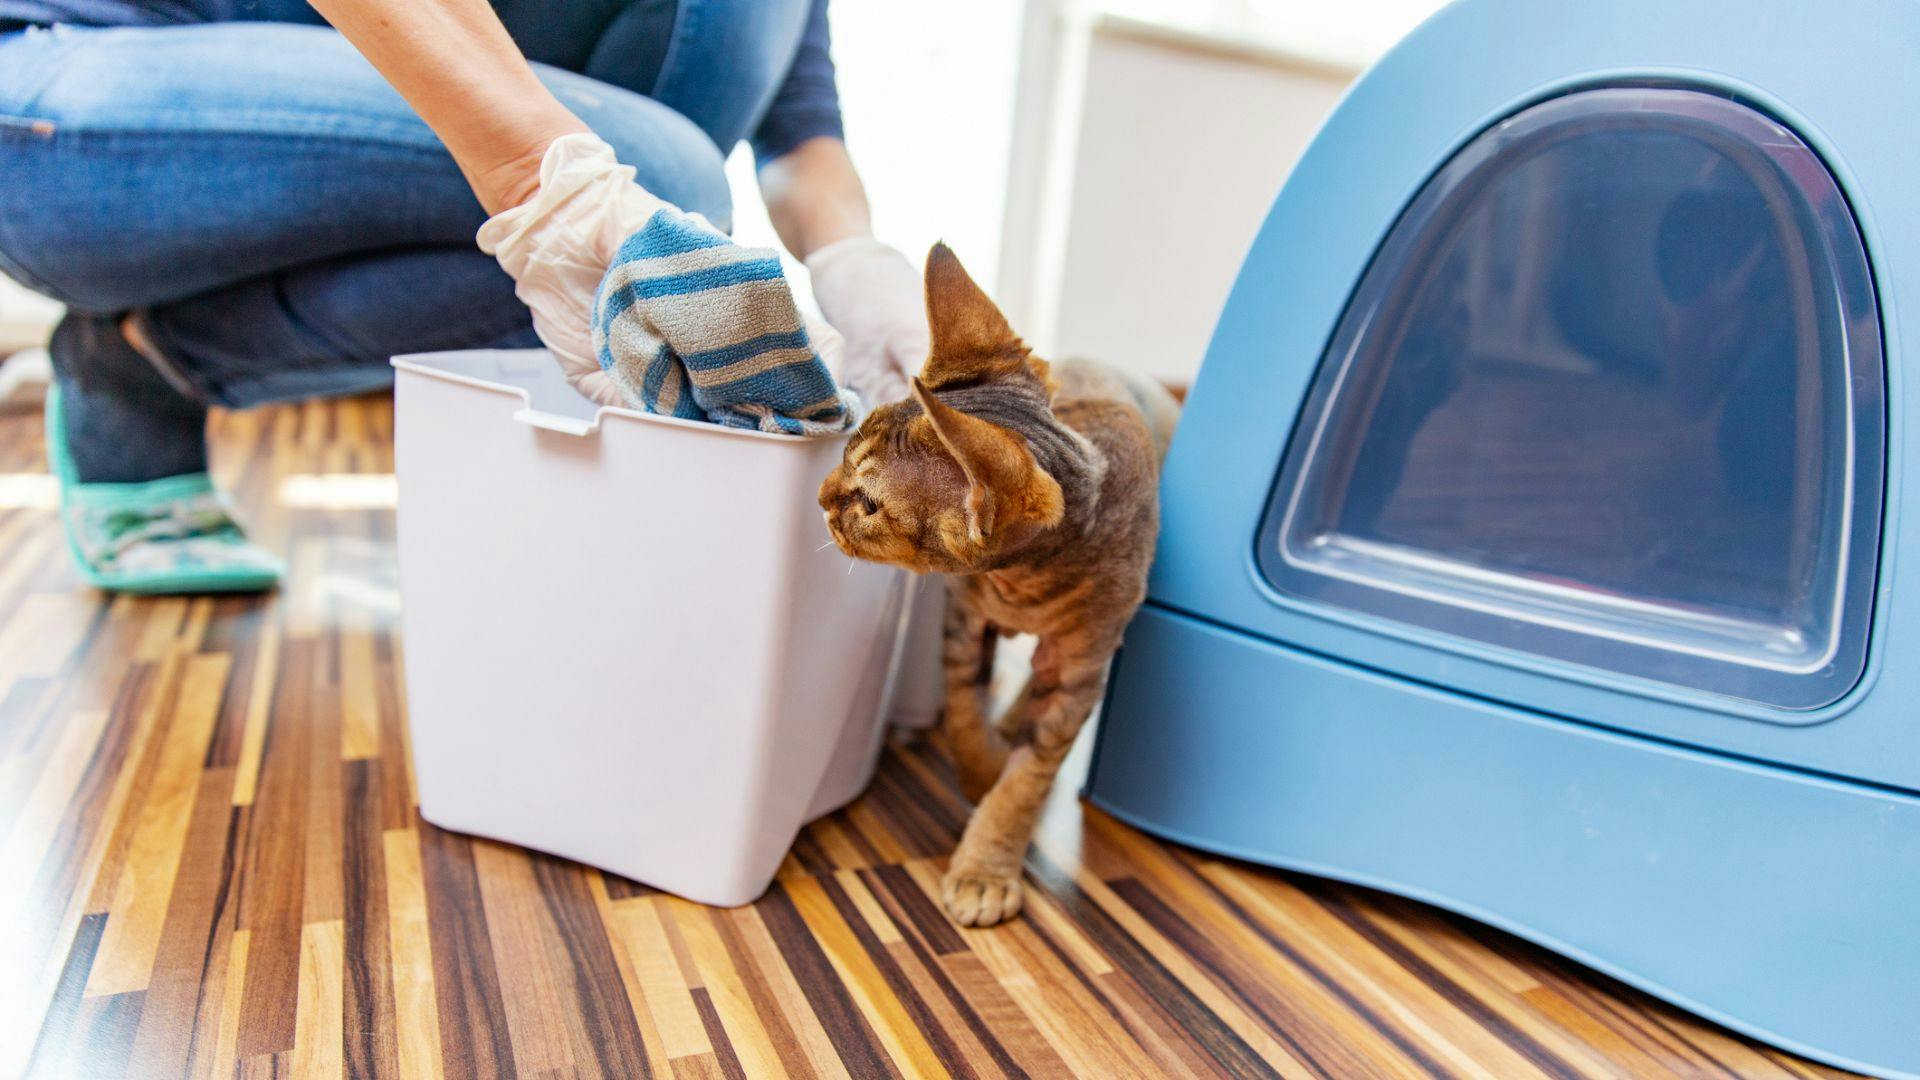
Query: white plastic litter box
391 349 914 906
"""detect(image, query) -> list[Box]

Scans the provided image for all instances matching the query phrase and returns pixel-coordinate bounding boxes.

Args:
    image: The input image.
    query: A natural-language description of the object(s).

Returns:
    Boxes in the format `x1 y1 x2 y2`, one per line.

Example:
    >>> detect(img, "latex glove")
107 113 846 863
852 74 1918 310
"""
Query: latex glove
476 132 672 406
478 133 848 409
805 236 929 406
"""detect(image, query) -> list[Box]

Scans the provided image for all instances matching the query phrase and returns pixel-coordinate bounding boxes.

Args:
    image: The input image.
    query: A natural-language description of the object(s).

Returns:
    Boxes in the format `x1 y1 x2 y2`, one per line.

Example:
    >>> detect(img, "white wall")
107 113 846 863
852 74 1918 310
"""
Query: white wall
1049 24 1352 382
1002 15 1359 383
995 0 1455 384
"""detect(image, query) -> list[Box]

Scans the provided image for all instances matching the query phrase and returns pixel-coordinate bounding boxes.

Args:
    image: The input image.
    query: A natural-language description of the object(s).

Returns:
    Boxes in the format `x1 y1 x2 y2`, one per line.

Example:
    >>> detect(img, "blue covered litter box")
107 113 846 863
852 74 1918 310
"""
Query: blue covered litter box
1086 0 1920 1075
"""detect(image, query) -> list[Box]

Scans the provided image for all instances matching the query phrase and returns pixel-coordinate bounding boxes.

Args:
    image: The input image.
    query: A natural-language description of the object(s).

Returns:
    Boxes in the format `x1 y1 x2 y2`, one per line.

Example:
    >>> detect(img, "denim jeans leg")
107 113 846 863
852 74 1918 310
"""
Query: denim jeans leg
638 0 812 153
49 312 212 482
487 0 678 92
139 246 538 410
485 0 809 167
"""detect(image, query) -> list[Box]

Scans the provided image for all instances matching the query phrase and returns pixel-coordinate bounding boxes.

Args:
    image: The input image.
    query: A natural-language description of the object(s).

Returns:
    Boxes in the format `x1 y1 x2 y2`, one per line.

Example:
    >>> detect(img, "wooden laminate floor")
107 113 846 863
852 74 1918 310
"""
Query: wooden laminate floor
0 388 1857 1079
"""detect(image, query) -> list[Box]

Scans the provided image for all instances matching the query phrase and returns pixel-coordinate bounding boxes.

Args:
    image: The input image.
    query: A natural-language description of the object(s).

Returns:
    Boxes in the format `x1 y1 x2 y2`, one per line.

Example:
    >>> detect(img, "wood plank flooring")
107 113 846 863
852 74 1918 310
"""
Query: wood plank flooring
0 388 1859 1079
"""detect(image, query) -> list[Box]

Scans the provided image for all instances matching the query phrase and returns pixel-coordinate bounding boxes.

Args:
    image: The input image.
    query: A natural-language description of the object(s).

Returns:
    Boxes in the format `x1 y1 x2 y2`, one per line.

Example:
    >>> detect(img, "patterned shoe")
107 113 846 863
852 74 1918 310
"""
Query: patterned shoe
46 385 282 594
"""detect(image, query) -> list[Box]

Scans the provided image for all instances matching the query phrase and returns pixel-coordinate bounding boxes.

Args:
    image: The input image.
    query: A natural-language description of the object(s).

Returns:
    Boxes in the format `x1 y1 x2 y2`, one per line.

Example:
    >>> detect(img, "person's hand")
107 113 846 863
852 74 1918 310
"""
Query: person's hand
479 132 850 408
477 132 666 405
476 132 676 405
805 237 928 406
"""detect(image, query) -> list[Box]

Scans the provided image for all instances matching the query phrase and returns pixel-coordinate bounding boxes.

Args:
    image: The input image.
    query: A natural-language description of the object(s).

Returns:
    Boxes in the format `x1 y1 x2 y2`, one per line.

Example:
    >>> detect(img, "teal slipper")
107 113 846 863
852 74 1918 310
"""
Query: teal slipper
45 384 283 594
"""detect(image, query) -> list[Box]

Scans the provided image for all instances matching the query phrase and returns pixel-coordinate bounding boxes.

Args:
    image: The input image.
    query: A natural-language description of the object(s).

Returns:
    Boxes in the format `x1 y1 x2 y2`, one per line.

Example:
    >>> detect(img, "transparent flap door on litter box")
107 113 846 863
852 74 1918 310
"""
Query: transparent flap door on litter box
1259 87 1884 710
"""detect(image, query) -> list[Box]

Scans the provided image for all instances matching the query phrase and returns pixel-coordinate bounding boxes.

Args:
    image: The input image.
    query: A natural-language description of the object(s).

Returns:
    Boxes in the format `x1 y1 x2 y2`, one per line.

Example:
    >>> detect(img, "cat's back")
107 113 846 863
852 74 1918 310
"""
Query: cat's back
1048 357 1181 462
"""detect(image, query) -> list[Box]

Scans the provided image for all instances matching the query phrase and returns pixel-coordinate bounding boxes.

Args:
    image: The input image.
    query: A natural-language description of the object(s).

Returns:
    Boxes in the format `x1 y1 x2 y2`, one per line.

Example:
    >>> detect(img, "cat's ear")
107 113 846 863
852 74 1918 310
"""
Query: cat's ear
920 242 1047 391
913 377 1063 543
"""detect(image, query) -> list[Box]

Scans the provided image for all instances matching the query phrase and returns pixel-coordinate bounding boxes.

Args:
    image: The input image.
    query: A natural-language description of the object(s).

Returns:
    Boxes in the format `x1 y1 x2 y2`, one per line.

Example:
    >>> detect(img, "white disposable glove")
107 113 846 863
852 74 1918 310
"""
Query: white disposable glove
805 236 929 406
476 132 847 408
477 133 668 406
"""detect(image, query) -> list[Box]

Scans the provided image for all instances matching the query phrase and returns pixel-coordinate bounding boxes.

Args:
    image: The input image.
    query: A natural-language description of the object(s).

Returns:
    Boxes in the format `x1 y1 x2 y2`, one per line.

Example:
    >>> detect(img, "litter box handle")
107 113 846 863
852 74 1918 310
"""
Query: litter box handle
511 408 599 437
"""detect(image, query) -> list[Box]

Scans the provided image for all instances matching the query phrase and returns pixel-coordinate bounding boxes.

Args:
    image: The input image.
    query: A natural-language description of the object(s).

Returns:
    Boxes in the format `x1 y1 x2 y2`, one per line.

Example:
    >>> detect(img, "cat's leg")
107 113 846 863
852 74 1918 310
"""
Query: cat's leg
942 644 1110 926
994 672 1039 745
941 597 1007 804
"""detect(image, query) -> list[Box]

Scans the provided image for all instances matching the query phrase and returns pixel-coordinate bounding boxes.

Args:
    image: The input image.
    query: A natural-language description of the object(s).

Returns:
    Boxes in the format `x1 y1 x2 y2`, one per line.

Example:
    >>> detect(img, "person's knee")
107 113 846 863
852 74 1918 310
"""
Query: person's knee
599 107 733 233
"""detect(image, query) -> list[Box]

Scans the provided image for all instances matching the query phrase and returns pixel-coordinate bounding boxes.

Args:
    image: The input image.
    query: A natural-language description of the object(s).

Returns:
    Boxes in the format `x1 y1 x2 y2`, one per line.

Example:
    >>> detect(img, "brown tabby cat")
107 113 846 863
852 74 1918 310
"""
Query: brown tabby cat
819 243 1180 926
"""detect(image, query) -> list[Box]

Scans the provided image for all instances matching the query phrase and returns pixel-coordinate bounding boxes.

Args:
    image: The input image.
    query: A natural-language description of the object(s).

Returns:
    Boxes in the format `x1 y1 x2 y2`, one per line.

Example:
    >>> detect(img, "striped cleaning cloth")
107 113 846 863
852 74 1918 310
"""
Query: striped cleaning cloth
592 208 861 435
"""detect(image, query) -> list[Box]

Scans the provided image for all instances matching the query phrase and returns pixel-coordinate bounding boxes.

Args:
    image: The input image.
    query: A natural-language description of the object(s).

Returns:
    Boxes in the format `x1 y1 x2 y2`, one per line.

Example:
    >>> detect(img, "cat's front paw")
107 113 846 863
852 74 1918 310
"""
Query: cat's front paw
941 866 1024 926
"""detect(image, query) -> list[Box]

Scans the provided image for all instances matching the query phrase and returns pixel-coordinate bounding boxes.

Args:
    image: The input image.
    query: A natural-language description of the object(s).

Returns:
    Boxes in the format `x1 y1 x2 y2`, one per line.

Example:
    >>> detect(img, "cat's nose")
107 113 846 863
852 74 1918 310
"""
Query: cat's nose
822 507 851 549
817 470 847 512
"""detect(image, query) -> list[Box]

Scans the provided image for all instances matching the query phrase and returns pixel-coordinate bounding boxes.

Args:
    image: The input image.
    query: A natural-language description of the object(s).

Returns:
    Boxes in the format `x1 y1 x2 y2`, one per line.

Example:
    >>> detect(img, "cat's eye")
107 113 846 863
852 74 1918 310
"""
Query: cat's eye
855 491 880 515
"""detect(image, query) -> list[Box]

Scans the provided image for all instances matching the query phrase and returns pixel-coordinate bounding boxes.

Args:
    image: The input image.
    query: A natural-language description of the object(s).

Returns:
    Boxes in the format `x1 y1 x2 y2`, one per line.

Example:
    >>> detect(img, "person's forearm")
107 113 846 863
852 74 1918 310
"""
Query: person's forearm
759 136 876 259
308 0 587 213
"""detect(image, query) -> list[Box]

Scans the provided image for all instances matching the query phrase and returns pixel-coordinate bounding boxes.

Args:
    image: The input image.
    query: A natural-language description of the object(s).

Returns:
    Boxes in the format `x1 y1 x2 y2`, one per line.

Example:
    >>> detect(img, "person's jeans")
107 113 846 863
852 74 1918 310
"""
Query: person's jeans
0 0 810 482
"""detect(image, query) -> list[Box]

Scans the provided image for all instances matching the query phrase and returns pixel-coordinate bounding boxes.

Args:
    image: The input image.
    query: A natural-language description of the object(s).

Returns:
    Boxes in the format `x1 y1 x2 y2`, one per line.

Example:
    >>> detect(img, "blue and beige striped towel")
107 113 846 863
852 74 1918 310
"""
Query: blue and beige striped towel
592 209 861 435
